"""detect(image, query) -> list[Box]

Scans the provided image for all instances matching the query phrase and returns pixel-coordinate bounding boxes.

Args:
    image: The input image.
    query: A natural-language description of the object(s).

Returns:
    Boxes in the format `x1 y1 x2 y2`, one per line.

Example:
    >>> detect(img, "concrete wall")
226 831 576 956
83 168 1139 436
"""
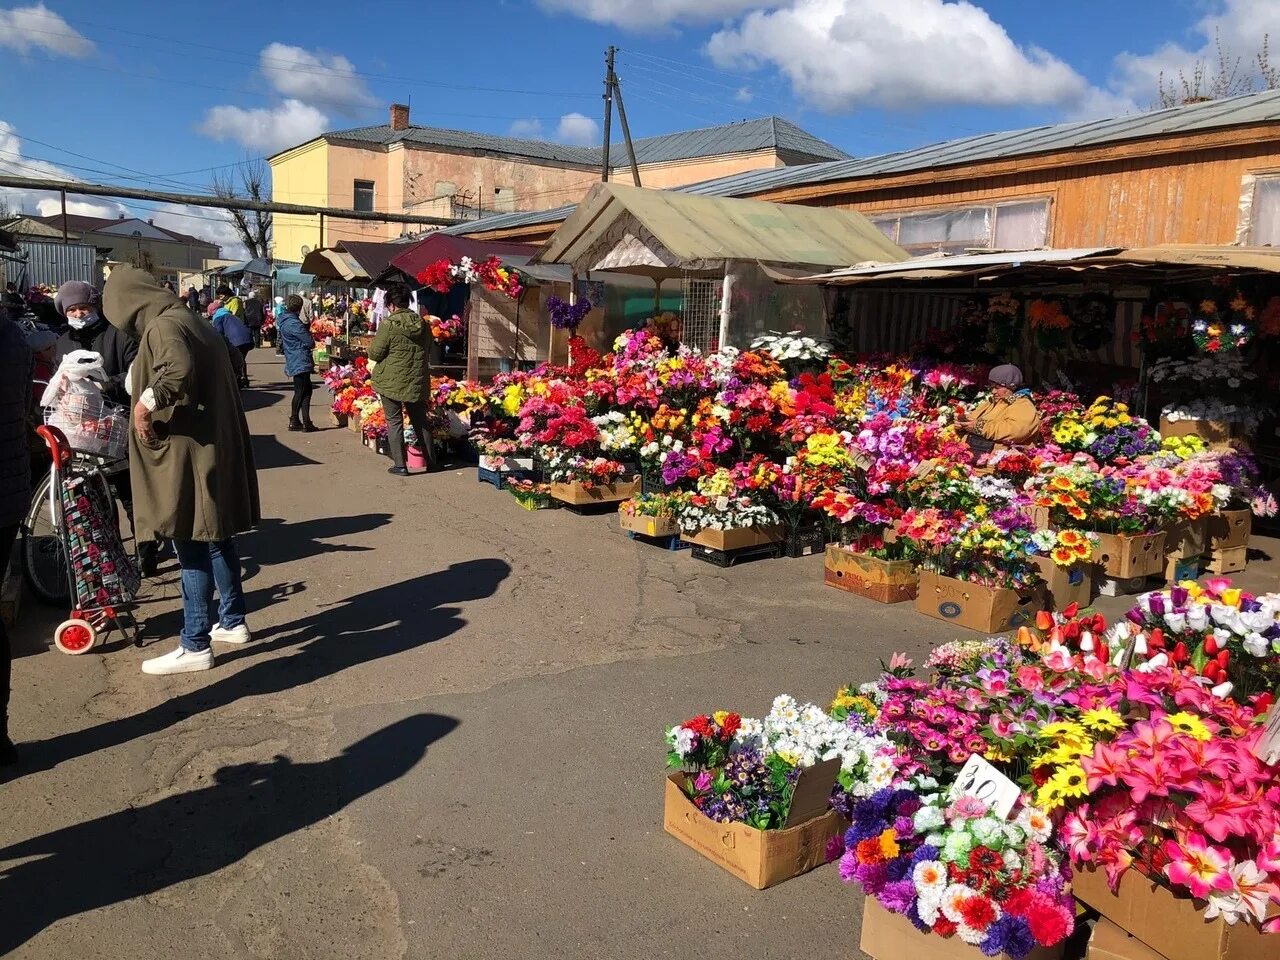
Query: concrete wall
627 149 785 189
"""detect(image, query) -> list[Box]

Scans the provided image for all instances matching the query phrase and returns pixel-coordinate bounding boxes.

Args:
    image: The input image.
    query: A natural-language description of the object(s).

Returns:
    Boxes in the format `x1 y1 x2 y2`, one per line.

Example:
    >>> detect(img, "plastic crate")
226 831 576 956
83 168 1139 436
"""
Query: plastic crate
690 543 782 567
783 524 827 559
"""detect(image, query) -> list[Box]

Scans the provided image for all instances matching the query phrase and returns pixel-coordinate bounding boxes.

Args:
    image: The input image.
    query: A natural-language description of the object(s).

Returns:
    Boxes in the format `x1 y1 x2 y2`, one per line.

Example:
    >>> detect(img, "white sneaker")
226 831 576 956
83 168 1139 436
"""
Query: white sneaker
141 645 214 675
210 623 252 645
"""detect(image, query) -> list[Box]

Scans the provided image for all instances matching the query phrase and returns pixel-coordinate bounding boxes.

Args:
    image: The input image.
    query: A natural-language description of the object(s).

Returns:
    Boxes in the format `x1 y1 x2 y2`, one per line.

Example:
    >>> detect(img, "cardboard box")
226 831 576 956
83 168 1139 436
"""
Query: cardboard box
1073 865 1280 960
1163 556 1201 583
1158 416 1244 449
1164 519 1208 560
1207 509 1251 550
347 412 363 433
662 760 843 889
1030 505 1052 531
859 897 1064 960
824 546 919 603
1095 574 1150 598
1206 546 1247 574
548 478 640 506
1086 918 1166 960
915 570 1044 633
681 525 784 552
1031 555 1092 610
1093 532 1168 579
619 510 680 539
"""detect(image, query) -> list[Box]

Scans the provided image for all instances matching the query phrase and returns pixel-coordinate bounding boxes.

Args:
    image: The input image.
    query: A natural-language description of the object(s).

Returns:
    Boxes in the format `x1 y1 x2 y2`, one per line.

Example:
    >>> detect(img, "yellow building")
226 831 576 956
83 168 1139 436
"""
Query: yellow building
267 103 848 263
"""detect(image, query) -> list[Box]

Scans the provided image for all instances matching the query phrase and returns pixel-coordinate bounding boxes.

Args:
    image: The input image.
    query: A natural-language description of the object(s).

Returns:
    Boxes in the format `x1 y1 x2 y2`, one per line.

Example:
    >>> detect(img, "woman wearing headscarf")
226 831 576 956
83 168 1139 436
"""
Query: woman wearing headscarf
959 364 1042 450
52 281 136 404
103 265 260 675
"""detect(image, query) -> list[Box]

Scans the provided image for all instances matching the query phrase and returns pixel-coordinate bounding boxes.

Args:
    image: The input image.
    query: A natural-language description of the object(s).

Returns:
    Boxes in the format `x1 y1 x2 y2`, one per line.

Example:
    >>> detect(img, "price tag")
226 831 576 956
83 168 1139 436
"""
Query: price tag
1253 702 1280 767
952 754 1021 819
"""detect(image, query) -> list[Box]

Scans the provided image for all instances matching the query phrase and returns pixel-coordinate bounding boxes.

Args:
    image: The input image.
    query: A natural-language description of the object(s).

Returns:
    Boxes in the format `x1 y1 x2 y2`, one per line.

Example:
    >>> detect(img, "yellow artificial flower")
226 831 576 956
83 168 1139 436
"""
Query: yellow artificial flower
1166 712 1212 742
1050 763 1089 800
1038 720 1088 742
1036 779 1066 811
1081 707 1126 734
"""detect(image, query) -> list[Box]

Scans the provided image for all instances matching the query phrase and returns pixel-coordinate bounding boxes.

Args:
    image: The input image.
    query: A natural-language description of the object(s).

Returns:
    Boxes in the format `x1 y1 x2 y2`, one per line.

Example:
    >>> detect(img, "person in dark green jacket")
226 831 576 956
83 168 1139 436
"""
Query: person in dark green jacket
368 282 435 476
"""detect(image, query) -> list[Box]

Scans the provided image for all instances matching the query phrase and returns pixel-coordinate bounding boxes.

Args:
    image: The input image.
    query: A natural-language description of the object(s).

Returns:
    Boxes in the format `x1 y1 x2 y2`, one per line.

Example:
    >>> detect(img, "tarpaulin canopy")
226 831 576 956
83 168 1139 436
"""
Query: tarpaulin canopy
301 247 368 282
529 182 910 276
777 245 1280 288
384 233 540 284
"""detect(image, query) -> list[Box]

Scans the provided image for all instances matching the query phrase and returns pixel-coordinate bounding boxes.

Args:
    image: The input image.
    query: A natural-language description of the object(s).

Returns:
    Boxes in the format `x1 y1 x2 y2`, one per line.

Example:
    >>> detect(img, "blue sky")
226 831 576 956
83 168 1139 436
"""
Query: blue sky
0 0 1275 254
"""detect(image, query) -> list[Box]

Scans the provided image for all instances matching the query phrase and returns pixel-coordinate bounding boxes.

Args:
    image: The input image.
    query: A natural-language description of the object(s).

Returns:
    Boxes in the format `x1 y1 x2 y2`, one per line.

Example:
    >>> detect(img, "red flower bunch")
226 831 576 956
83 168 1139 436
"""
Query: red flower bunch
537 406 597 449
416 259 455 293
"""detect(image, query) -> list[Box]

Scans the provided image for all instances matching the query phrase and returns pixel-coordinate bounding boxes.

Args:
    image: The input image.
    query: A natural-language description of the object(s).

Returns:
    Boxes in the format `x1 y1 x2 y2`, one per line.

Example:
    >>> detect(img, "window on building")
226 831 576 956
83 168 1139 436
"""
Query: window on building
353 180 375 213
872 198 1050 255
1249 177 1280 246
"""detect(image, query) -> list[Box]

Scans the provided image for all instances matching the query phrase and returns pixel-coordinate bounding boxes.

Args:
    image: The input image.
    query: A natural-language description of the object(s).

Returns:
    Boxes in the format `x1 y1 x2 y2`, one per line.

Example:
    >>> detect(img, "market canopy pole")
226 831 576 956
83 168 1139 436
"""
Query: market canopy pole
0 175 460 228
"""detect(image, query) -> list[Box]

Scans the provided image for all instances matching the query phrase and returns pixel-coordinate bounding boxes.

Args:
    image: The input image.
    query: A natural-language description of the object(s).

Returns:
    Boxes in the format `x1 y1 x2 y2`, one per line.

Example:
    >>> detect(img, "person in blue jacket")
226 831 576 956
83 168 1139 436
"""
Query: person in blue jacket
210 301 253 388
276 294 317 432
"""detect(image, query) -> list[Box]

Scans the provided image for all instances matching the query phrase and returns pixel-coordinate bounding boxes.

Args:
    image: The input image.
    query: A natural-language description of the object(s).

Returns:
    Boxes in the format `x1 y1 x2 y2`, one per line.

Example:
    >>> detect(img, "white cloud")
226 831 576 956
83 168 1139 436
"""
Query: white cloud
0 120 123 219
199 99 330 154
557 112 600 145
508 118 545 138
735 85 754 103
1108 0 1280 109
0 3 93 58
537 0 761 30
707 0 1091 112
149 205 245 259
258 42 376 116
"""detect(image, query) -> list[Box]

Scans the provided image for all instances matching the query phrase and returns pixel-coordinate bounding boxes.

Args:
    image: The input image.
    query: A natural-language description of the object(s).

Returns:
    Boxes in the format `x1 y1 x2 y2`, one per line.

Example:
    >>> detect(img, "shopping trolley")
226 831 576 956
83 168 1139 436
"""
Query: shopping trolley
31 411 142 654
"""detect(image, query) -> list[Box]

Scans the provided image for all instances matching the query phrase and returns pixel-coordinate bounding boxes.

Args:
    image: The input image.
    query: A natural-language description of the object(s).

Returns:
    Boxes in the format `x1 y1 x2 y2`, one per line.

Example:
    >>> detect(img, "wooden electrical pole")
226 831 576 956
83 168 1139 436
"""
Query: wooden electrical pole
610 60 642 187
601 46 615 182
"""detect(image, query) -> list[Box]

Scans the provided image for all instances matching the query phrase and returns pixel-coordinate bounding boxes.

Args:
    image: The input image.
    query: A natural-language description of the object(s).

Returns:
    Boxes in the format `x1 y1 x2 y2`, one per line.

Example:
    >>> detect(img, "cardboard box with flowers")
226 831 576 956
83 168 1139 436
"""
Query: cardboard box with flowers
674 467 782 552
663 695 908 889
618 493 684 540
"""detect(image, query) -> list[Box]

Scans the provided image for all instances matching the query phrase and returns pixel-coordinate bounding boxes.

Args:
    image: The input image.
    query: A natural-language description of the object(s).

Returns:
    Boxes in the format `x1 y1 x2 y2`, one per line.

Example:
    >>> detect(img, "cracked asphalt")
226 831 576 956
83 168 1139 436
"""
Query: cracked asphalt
4 351 1279 959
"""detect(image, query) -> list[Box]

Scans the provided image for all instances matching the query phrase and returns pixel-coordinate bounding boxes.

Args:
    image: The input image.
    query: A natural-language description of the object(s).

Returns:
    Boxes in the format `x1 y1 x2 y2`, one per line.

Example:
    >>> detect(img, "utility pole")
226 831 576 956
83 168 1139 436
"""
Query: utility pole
599 48 641 187
600 46 615 182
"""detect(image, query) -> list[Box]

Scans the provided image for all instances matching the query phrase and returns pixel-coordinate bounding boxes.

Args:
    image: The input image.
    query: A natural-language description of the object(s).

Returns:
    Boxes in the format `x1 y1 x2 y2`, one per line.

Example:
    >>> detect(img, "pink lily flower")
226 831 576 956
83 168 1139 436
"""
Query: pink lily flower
1184 781 1256 843
1082 741 1129 792
1162 835 1236 900
1125 754 1174 804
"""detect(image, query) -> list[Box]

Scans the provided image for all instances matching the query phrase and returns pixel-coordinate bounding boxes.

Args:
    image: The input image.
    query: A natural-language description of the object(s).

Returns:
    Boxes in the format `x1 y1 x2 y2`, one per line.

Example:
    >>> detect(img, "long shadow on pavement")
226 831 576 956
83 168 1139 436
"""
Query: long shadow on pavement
7 558 508 781
0 713 459 954
237 513 394 583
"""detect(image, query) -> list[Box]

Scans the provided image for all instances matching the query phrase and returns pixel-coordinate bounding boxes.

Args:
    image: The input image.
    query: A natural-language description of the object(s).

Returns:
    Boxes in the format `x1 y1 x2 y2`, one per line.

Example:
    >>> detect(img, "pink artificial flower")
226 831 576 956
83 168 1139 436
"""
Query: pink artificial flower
1082 741 1128 792
948 795 989 820
1257 837 1280 876
1163 834 1237 900
1228 860 1279 926
1015 666 1045 693
1043 648 1074 672
1062 811 1098 863
1184 781 1258 844
1126 754 1175 804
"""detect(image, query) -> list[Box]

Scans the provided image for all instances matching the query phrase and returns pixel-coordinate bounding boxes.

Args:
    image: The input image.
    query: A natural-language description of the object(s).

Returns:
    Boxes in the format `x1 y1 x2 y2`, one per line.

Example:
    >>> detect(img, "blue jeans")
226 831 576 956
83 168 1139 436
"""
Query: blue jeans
172 538 247 652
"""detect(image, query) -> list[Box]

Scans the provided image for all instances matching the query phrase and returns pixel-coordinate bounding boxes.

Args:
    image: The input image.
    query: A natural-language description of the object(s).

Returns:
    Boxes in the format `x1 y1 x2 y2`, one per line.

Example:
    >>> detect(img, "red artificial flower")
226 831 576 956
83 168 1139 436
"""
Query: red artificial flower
958 895 997 931
932 917 958 939
719 713 741 741
685 715 713 737
967 847 1004 876
1025 903 1071 947
856 837 887 866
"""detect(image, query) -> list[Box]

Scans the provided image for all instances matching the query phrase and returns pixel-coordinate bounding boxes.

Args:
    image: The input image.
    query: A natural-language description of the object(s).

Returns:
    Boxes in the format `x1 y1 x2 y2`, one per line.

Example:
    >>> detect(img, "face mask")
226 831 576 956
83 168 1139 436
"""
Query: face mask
67 311 99 331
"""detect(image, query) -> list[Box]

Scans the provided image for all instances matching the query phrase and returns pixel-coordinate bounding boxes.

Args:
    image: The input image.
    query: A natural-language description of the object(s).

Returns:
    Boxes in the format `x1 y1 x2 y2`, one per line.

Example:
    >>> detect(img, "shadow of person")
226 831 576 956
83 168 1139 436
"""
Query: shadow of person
236 514 394 582
8 559 508 781
0 713 458 954
251 434 322 470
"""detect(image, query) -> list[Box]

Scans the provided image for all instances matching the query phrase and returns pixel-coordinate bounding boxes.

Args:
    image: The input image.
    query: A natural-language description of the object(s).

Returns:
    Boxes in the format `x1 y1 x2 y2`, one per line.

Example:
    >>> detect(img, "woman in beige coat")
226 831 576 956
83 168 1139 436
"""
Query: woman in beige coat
103 266 261 675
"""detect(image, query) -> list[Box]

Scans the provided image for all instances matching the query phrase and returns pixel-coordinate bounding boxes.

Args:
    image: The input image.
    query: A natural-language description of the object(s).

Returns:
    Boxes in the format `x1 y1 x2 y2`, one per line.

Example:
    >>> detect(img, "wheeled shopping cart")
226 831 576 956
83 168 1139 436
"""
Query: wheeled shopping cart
31 418 142 654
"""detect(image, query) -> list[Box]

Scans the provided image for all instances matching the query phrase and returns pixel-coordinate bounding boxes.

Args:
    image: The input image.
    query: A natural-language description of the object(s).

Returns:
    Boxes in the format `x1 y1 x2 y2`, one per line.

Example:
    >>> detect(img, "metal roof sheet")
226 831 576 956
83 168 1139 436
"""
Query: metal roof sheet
318 115 847 167
445 89 1280 239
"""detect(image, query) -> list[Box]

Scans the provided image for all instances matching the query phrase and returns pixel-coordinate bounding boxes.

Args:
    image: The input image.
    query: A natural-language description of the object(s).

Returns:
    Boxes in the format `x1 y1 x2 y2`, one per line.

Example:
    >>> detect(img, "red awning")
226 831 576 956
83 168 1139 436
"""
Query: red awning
386 234 539 282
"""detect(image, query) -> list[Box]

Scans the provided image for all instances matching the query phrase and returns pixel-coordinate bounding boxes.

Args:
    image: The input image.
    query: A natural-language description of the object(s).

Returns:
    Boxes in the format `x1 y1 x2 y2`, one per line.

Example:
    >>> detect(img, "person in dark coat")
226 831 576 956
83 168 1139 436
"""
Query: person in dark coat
243 290 265 347
186 286 200 312
277 295 316 432
103 265 260 676
0 307 32 764
52 281 137 404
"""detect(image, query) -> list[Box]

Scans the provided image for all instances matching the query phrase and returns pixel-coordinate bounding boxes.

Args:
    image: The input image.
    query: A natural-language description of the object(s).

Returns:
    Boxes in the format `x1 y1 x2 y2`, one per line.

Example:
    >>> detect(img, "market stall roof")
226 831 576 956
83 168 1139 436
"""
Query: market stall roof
528 182 910 275
776 245 1280 288
301 247 367 281
242 257 272 277
384 233 539 284
274 265 310 285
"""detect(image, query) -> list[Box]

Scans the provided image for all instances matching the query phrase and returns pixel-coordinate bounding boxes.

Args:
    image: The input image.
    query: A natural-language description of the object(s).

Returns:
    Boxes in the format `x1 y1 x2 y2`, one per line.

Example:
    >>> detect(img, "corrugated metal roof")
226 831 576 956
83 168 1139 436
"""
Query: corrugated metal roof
445 89 1280 238
318 115 847 167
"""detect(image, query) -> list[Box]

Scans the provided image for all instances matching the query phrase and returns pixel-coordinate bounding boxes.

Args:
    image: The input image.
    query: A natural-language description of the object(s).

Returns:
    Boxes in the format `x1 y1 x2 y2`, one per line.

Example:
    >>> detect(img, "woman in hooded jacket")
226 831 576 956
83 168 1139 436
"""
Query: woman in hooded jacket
103 265 260 676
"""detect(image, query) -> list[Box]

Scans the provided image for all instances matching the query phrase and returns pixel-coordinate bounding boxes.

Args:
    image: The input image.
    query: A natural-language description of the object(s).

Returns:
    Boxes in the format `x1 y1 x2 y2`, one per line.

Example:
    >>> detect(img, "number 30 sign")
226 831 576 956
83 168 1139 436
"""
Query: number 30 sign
952 754 1021 819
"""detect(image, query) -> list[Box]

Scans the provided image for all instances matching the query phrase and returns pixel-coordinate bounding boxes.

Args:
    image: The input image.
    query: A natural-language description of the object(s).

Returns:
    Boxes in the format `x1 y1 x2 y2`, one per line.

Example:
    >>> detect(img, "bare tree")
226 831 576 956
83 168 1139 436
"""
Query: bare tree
212 159 272 260
1158 30 1280 107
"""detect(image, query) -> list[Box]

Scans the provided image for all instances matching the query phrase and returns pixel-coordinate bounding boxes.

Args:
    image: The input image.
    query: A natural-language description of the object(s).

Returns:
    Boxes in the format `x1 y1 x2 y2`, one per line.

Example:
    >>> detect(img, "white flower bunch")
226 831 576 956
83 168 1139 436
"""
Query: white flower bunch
704 346 741 386
1162 400 1262 429
757 695 898 797
971 475 1017 502
676 497 778 531
1149 355 1257 389
751 331 832 362
593 412 636 451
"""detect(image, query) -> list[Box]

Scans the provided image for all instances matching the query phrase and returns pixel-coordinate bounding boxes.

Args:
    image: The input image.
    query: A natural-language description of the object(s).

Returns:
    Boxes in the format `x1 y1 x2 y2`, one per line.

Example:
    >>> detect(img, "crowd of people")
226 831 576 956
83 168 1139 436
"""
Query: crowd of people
0 268 449 766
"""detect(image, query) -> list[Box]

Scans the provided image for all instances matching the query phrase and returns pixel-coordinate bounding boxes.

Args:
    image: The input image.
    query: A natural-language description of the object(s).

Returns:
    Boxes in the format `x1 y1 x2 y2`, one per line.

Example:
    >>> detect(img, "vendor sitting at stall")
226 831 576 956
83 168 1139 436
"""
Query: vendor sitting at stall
960 364 1042 450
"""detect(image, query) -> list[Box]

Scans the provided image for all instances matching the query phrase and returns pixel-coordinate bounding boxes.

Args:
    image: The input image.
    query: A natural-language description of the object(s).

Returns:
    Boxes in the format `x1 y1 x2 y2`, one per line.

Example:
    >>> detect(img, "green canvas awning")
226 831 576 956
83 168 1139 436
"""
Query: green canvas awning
529 182 909 276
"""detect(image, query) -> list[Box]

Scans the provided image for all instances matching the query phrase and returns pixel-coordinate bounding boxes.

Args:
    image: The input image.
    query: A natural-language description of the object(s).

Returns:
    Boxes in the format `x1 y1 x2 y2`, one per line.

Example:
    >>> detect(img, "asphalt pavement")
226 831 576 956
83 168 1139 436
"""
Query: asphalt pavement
3 350 1278 959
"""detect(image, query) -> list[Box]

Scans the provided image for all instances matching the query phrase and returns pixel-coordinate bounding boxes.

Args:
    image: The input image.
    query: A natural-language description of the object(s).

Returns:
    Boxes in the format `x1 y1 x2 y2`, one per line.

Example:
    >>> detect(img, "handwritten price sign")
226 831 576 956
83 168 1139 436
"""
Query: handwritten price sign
952 754 1021 819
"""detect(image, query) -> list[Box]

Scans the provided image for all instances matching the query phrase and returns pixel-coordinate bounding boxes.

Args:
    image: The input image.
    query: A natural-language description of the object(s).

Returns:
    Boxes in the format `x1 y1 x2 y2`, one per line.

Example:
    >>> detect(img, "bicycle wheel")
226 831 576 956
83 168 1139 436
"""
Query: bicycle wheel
22 468 71 606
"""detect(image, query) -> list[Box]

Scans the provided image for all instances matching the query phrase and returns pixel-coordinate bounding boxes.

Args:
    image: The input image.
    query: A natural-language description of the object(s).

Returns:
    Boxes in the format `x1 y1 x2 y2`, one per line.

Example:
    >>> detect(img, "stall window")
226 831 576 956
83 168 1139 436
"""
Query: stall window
1250 177 1280 245
353 180 375 213
872 198 1050 254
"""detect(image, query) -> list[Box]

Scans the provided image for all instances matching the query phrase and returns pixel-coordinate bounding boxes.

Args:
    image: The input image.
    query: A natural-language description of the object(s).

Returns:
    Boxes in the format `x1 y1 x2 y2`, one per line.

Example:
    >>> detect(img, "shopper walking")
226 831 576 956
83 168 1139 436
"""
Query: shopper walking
0 301 32 763
103 265 260 676
368 282 434 476
211 302 253 388
243 289 265 348
277 295 316 432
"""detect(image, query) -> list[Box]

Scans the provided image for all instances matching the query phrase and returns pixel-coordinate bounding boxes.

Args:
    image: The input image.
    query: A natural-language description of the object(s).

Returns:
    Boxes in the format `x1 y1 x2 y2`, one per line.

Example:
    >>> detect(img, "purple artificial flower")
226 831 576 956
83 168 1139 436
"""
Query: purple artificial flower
1150 593 1166 616
893 815 915 837
826 835 846 863
907 902 929 933
694 770 713 792
879 880 918 914
1170 586 1189 607
838 850 860 883
857 861 889 894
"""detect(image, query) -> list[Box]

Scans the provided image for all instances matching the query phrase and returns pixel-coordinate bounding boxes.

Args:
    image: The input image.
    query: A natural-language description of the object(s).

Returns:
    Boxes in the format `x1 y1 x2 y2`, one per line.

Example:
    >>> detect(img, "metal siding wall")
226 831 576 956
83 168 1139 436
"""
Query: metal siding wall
17 240 97 287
